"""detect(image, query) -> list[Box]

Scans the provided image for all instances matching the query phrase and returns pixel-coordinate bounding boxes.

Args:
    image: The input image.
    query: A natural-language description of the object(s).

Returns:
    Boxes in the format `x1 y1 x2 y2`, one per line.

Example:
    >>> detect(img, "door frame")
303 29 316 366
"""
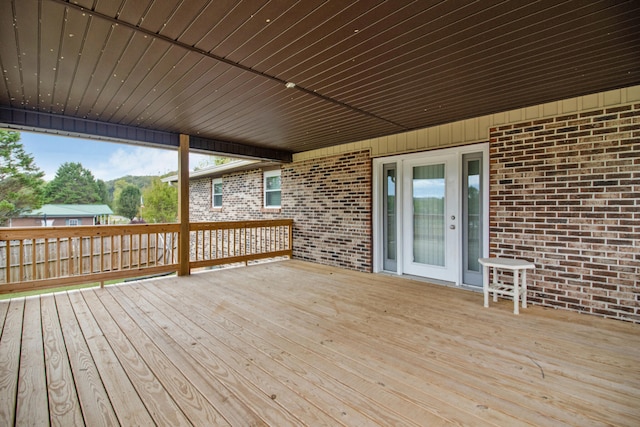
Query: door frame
372 143 490 286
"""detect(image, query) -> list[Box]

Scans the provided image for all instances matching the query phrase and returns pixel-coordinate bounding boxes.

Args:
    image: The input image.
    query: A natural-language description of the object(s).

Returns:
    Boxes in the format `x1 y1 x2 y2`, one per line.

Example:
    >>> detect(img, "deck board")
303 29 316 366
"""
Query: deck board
40 294 84 427
16 297 48 426
88 289 232 426
0 299 24 426
1 260 638 426
67 291 156 426
81 289 193 426
114 283 303 426
54 292 119 426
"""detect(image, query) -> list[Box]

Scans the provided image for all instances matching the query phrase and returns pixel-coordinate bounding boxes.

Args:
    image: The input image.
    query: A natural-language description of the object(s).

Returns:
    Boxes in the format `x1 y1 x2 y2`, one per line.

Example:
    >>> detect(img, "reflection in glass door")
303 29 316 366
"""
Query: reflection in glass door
412 164 445 266
463 154 483 286
383 164 397 271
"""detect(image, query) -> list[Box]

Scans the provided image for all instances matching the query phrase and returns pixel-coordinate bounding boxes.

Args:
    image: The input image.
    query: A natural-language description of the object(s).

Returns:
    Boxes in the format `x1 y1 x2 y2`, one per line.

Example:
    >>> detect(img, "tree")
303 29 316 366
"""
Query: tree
116 185 141 220
141 178 177 223
0 130 45 225
96 179 111 206
111 178 130 207
44 162 103 204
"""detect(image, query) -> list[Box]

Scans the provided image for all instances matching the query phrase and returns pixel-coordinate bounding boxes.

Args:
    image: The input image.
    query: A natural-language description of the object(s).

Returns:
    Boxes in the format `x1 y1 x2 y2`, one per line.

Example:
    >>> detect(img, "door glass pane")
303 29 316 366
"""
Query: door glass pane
463 153 483 286
383 165 396 271
413 164 445 266
466 159 481 272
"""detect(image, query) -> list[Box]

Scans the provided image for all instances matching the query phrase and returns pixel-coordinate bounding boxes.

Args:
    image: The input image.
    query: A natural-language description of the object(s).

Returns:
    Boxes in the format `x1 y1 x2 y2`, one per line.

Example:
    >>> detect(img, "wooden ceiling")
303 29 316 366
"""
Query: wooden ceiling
1 0 639 160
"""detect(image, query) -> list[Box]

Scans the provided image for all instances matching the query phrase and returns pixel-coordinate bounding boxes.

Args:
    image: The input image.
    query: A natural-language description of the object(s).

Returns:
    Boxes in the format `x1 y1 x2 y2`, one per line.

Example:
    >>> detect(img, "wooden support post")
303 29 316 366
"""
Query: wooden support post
178 134 190 276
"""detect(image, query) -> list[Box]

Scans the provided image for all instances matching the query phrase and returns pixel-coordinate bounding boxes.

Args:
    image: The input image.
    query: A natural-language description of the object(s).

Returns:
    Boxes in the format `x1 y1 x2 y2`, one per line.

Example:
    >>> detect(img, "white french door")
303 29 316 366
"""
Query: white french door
373 143 489 286
403 155 458 281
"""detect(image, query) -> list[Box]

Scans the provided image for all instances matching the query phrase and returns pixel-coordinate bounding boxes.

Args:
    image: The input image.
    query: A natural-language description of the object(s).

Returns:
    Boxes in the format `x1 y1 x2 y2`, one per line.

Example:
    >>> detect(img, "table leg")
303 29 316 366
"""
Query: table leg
483 265 489 308
522 269 527 308
513 269 520 315
492 267 498 302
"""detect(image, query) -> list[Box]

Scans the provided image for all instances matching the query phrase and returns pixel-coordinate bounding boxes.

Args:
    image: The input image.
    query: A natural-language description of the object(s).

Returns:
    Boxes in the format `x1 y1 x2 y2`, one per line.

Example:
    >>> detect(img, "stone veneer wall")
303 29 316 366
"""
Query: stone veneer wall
188 150 372 272
489 103 640 322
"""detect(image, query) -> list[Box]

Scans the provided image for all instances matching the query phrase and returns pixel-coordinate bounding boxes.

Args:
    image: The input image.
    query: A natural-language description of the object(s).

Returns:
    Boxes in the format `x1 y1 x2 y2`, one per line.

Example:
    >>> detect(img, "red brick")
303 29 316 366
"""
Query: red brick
490 104 640 323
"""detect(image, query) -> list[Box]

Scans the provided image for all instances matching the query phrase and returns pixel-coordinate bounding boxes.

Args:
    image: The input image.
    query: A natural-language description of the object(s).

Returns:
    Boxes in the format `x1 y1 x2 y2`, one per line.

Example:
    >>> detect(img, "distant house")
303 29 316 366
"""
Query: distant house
10 204 113 227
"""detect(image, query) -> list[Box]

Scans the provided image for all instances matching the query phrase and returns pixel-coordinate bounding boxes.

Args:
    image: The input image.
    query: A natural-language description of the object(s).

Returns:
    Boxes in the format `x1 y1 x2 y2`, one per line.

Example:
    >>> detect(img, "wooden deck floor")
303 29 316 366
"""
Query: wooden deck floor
1 260 638 426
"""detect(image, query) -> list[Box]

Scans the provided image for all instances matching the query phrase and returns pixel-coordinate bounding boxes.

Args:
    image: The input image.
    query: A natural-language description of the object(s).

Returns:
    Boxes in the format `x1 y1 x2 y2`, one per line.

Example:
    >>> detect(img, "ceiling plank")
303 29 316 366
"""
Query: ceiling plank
1 0 638 155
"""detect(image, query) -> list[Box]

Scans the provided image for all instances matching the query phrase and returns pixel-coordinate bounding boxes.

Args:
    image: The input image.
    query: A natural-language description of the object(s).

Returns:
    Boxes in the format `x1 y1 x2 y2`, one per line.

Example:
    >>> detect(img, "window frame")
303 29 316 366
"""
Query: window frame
263 169 282 209
212 177 223 208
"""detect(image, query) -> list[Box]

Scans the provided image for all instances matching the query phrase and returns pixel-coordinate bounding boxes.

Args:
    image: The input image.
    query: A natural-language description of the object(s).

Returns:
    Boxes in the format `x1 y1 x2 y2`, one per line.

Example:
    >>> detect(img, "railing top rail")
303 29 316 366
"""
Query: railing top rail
0 223 181 240
189 219 293 231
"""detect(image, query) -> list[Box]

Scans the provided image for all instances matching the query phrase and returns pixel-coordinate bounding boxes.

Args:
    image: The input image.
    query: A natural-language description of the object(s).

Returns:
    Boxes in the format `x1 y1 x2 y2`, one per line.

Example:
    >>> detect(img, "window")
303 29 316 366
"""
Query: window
66 219 80 226
212 178 223 208
264 169 281 208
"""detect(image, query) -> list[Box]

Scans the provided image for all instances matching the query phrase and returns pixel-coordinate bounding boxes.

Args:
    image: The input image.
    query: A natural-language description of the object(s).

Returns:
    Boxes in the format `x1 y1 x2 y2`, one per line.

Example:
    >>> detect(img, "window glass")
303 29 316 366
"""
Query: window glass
264 170 281 208
212 178 222 207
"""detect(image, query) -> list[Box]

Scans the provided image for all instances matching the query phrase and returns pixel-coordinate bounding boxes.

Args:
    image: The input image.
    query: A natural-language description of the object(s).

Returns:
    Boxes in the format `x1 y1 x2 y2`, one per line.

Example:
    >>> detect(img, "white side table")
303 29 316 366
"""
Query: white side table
478 257 536 314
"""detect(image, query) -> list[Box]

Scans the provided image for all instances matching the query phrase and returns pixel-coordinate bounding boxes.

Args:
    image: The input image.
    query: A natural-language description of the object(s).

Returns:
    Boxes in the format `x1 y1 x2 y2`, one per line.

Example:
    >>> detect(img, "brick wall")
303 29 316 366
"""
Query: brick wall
189 150 372 272
490 103 640 322
189 169 276 221
282 150 372 271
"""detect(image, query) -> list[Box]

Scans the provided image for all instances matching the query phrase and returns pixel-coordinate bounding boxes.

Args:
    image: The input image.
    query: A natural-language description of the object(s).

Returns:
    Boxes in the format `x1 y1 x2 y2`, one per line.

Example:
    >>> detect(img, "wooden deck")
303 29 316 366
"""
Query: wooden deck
1 260 638 426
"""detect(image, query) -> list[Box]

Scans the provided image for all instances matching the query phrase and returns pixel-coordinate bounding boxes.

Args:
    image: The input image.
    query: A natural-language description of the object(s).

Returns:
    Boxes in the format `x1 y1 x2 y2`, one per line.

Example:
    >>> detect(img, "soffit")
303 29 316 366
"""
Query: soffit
1 0 639 158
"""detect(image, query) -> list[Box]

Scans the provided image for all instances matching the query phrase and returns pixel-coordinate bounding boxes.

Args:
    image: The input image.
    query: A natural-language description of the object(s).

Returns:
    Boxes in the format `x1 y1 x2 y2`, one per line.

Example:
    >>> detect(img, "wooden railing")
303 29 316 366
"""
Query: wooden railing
0 219 293 294
189 219 293 269
0 224 180 294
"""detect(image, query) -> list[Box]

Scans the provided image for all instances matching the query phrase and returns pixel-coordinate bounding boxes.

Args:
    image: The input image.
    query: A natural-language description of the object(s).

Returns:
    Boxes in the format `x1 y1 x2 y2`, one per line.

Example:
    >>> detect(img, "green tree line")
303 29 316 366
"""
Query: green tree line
1 130 178 225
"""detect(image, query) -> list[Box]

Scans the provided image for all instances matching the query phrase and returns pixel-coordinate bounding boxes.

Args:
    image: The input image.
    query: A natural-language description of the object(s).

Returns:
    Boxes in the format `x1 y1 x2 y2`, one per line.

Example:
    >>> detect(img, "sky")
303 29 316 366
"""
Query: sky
19 131 217 182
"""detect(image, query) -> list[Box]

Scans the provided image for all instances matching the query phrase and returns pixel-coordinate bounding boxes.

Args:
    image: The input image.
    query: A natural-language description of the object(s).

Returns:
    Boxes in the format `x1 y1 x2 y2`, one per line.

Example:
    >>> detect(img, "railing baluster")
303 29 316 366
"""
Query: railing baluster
6 240 11 284
56 238 61 278
32 238 37 280
68 238 73 276
208 230 212 260
19 240 24 282
148 233 152 267
110 235 114 271
90 236 95 274
99 236 104 274
127 234 132 270
44 238 50 278
234 228 238 257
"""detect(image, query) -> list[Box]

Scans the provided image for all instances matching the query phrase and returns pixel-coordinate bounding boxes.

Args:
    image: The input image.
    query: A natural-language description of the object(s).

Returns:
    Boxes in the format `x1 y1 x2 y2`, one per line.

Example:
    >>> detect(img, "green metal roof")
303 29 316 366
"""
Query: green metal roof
23 204 113 217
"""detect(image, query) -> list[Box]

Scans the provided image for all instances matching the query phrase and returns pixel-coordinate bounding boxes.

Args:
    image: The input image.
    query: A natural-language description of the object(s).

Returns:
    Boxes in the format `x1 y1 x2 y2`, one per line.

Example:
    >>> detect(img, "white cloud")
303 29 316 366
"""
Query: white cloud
92 146 217 181
20 131 222 182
